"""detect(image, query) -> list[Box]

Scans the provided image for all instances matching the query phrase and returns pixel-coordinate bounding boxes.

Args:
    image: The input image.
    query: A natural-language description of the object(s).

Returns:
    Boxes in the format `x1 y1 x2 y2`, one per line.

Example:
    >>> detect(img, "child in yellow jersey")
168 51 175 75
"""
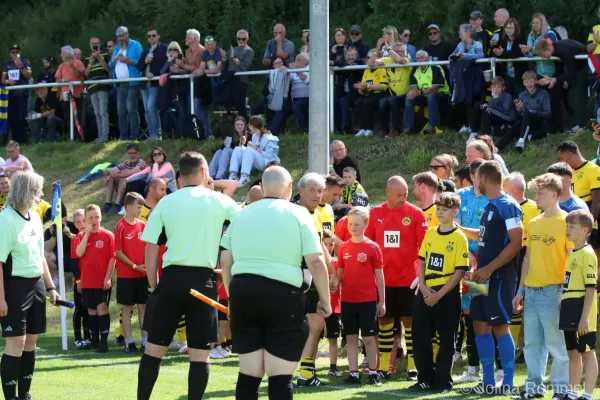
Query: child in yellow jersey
336 167 367 214
413 192 468 392
562 210 598 400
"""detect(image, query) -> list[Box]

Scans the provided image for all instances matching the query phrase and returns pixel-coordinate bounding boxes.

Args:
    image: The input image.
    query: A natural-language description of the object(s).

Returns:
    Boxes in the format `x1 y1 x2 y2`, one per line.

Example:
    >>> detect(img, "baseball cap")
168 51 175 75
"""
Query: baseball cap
351 192 369 207
441 179 456 193
42 56 54 64
427 24 441 32
350 25 362 33
10 44 20 51
470 11 483 19
116 26 128 36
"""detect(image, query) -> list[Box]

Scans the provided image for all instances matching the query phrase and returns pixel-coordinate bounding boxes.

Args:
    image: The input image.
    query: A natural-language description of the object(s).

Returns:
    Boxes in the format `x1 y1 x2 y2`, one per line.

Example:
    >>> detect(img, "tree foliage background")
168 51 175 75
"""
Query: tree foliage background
1 0 597 75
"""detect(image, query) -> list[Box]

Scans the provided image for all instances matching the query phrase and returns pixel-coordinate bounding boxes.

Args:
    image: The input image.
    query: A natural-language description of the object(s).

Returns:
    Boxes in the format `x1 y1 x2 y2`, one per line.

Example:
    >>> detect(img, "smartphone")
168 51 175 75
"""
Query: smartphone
92 44 100 51
177 54 183 60
225 136 232 147
519 44 525 48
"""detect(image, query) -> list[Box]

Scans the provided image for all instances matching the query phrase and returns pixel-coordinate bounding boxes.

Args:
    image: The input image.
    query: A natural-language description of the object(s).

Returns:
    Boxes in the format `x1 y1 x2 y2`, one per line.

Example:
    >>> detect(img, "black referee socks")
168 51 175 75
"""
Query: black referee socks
189 361 210 399
98 314 110 346
268 375 293 400
18 350 35 399
1 354 20 399
88 315 99 346
236 373 261 400
137 354 161 400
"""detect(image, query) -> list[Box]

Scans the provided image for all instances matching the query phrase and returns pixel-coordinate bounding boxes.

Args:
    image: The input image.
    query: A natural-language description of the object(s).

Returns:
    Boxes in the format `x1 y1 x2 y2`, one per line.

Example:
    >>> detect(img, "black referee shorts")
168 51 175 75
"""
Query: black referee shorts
117 277 148 306
147 266 218 350
81 289 112 309
230 274 308 362
1 277 46 337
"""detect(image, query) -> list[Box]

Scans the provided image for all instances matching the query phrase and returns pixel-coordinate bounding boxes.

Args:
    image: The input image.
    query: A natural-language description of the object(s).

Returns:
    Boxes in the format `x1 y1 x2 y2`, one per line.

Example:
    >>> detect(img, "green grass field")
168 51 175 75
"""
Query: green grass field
8 131 600 399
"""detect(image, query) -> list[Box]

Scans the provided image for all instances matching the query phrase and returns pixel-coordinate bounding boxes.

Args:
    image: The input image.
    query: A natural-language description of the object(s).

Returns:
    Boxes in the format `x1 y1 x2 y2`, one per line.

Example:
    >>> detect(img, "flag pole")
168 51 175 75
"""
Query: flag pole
52 183 68 351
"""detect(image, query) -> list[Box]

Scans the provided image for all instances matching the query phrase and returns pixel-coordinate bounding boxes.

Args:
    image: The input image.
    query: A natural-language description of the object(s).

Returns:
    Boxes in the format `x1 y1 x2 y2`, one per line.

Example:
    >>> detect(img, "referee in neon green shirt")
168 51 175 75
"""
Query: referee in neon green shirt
221 166 331 399
137 152 240 400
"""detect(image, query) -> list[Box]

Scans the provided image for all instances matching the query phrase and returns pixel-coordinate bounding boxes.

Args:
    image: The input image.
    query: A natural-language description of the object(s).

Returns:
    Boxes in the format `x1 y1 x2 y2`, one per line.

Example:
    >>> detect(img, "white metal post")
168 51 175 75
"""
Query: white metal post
68 83 74 141
329 69 335 134
190 76 195 116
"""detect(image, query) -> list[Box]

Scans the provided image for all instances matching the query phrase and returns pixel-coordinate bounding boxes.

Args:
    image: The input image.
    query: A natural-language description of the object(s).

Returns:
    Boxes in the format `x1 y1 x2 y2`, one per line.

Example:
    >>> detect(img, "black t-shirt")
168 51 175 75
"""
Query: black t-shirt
333 155 361 182
423 41 455 63
34 95 63 119
83 54 110 94
44 221 78 260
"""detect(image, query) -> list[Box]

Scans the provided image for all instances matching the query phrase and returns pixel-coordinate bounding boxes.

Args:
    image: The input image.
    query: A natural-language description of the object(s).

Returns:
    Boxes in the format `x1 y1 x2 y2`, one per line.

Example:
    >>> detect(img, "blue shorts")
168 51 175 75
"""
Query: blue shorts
470 279 516 326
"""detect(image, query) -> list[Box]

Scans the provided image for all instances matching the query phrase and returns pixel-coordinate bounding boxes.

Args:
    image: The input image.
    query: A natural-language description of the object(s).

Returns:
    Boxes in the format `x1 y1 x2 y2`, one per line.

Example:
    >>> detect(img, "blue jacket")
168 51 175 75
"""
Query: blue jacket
449 58 484 104
109 38 143 86
136 42 168 87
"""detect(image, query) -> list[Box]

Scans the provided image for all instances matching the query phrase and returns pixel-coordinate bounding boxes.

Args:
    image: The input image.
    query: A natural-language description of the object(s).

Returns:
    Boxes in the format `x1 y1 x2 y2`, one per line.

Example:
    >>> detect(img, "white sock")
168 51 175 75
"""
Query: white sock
467 366 479 374
583 393 592 400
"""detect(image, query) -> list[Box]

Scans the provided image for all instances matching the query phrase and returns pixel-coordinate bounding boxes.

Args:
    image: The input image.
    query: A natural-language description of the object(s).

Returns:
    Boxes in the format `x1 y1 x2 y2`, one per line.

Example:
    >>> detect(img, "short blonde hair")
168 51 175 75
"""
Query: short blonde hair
413 171 441 192
85 204 101 215
527 173 563 196
73 209 85 219
6 171 44 212
347 206 370 223
469 140 492 160
431 153 459 178
566 209 594 231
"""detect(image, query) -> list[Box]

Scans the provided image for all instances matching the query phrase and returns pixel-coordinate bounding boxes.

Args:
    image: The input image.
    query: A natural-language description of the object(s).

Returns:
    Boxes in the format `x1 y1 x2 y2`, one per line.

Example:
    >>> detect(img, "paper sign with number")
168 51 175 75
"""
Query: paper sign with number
7 69 20 81
384 230 400 248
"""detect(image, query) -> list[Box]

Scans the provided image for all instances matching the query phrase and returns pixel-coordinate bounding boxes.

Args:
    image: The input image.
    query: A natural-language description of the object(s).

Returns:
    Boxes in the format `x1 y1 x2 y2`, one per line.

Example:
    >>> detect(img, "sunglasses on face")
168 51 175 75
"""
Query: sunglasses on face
10 51 19 54
237 37 247 41
430 165 444 170
403 33 411 37
168 49 178 52
147 34 157 38
302 29 310 33
204 37 215 43
350 31 360 36
428 31 439 36
152 152 163 157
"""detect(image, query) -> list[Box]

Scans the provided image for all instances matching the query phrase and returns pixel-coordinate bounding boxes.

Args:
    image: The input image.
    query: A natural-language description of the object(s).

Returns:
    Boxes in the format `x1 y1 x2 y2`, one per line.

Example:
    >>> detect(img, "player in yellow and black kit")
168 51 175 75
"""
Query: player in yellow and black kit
413 192 469 392
561 210 598 400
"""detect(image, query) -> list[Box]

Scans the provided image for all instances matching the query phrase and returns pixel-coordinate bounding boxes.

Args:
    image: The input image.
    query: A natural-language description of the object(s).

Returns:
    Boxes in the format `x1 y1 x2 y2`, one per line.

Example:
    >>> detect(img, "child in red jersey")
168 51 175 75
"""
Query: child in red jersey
323 230 342 377
337 206 385 386
115 192 148 353
71 204 115 353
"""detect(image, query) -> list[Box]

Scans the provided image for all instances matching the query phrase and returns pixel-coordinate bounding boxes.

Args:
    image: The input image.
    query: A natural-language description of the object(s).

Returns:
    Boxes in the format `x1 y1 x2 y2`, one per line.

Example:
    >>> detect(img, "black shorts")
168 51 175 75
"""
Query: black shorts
117 277 148 306
305 287 319 314
341 301 378 337
81 288 111 309
218 299 229 321
147 266 218 350
384 286 414 319
229 274 308 362
325 313 341 339
470 279 516 326
1 277 46 337
564 330 596 353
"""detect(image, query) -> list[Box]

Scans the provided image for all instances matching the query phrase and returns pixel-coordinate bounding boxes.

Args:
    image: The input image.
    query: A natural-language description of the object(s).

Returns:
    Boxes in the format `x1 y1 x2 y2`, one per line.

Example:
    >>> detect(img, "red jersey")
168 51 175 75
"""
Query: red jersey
217 274 228 300
330 258 341 314
71 229 115 289
337 239 383 303
365 202 427 287
114 218 147 279
335 217 352 243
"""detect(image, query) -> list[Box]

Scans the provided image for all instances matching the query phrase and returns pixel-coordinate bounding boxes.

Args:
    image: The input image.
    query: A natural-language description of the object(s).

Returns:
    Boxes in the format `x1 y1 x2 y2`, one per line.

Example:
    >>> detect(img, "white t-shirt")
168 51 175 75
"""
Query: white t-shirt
115 46 130 80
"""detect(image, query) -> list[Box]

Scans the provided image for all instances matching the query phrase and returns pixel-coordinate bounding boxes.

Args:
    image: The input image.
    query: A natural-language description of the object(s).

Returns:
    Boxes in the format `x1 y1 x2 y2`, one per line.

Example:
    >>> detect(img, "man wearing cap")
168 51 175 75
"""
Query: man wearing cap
38 56 57 94
469 11 493 57
27 85 63 143
2 45 32 144
109 26 143 140
423 24 455 78
349 25 370 62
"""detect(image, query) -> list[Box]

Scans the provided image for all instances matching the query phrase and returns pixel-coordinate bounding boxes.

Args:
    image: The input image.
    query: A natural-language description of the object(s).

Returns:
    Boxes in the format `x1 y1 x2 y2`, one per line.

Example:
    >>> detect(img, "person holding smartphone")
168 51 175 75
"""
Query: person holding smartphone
84 37 110 143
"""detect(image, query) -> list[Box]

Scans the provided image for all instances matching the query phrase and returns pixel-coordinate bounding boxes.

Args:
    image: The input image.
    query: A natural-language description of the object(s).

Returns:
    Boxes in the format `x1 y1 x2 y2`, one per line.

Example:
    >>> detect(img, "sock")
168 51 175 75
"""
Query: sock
188 361 209 399
299 357 314 379
221 341 227 348
142 337 148 346
467 366 479 375
177 315 187 343
475 333 496 387
406 326 415 371
82 309 90 341
137 354 161 400
119 308 125 337
17 350 35 399
566 389 578 400
268 375 293 400
496 333 515 388
235 373 261 400
226 339 233 347
378 322 394 372
125 338 133 345
98 314 110 346
330 363 336 370
89 314 99 345
432 331 440 364
1 354 20 399
583 392 593 400
368 369 378 375
349 371 359 378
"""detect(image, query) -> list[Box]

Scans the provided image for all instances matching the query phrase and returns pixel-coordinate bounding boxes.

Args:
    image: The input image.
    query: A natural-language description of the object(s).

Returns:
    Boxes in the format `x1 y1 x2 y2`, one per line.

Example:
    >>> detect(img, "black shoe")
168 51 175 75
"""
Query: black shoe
512 391 544 399
368 373 382 386
100 203 112 215
78 341 93 350
514 351 525 365
551 394 566 400
95 343 108 353
377 370 391 380
296 376 325 387
407 370 418 381
409 382 431 391
124 342 138 354
20 395 32 400
140 344 146 353
107 204 122 216
114 335 125 345
342 374 361 385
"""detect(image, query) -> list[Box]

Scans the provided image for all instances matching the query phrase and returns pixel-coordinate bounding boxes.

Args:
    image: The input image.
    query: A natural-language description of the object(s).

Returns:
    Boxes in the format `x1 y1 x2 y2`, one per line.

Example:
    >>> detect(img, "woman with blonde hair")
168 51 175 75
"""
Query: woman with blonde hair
430 154 459 180
377 26 399 56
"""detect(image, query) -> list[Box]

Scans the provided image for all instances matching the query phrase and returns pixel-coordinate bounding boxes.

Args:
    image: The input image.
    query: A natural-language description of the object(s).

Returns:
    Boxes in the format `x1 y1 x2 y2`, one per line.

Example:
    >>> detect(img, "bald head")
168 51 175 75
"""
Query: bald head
247 185 264 205
147 177 167 202
387 176 408 190
262 166 293 200
494 8 510 27
386 176 408 209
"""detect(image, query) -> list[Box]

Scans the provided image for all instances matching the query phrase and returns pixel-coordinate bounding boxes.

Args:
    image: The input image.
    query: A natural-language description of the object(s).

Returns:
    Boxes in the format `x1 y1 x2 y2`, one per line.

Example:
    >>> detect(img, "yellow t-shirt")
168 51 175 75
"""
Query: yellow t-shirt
361 68 389 94
33 199 51 223
422 204 439 229
315 203 335 235
382 56 411 96
0 194 6 212
340 181 366 204
520 198 540 246
418 226 469 289
139 204 152 223
572 161 600 204
588 25 600 55
562 244 598 332
526 211 574 287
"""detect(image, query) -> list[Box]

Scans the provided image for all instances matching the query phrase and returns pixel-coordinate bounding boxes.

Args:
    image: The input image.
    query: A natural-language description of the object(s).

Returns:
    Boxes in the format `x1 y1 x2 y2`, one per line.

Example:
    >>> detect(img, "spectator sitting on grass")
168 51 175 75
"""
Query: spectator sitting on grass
209 116 250 180
125 146 176 196
2 140 34 177
228 116 280 187
101 143 147 216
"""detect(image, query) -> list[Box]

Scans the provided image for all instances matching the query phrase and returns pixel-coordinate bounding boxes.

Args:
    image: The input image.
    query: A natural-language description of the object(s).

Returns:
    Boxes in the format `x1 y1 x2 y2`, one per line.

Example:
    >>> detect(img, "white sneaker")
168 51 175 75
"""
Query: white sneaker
466 131 478 145
178 342 188 354
363 130 373 136
459 125 472 134
566 125 581 134
355 129 366 137
238 175 250 187
217 347 230 358
118 206 126 215
228 173 238 181
168 340 182 351
210 347 225 359
452 352 464 364
316 350 329 358
515 137 525 150
454 369 480 383
495 369 504 387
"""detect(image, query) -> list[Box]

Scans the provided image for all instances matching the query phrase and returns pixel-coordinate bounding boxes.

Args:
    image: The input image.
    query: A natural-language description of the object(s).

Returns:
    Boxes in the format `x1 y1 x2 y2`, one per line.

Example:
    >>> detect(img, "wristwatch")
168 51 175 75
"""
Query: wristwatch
46 287 57 293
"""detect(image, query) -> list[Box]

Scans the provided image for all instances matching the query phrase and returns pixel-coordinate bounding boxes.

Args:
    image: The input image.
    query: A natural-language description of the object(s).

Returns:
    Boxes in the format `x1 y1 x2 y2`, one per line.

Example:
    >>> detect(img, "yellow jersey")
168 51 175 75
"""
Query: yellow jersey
561 244 597 332
520 198 540 246
33 199 51 223
418 226 469 289
139 204 152 224
588 25 600 55
0 194 6 212
526 211 573 287
361 68 389 94
572 161 600 205
422 204 439 229
382 56 411 96
315 203 335 235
